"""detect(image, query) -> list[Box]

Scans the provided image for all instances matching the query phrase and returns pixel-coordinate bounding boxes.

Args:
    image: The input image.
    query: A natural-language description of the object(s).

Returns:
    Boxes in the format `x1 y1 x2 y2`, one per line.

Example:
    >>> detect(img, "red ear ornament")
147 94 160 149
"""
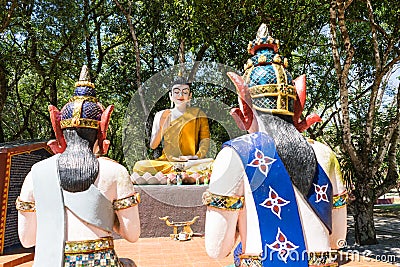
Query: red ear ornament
293 75 322 132
227 72 257 131
48 105 66 153
97 105 114 155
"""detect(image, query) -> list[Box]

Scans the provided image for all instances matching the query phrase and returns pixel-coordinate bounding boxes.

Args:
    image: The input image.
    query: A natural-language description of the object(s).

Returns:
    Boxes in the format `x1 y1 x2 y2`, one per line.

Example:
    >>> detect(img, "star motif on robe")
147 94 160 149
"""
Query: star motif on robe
266 228 299 263
247 148 276 176
260 186 290 219
314 183 329 203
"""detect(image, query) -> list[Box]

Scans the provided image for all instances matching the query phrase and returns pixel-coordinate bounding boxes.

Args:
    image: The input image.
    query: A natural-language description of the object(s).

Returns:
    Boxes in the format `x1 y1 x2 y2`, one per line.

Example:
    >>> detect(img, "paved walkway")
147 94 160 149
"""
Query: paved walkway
1 215 399 266
1 236 397 267
342 215 400 266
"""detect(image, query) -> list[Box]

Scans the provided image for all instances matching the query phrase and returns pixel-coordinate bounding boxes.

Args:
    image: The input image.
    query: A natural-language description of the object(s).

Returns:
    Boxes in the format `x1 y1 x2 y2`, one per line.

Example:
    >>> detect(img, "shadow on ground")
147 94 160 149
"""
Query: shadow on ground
343 212 400 266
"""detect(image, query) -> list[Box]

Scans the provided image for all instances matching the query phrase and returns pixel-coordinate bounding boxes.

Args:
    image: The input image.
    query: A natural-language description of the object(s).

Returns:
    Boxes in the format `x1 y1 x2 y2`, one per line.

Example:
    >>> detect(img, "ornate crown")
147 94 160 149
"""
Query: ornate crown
243 24 296 116
60 65 102 129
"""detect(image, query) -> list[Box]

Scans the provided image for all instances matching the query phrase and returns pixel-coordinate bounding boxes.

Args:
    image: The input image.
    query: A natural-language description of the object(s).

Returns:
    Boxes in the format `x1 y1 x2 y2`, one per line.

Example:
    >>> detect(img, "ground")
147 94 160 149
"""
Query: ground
1 202 399 266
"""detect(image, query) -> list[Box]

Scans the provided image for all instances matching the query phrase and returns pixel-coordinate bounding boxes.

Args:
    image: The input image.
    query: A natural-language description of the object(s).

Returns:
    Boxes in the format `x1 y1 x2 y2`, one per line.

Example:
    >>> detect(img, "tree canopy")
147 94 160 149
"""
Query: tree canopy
1 0 399 245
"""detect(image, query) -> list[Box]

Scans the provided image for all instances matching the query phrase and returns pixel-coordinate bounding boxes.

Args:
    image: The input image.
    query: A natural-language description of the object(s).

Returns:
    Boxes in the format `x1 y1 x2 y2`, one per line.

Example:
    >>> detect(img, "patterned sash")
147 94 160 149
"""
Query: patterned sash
32 154 65 267
224 132 332 266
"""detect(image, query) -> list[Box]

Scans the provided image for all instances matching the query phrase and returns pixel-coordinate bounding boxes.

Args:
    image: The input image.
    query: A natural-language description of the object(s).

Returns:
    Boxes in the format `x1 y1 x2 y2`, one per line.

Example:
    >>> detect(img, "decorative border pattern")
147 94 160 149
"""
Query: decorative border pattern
202 190 244 210
0 152 11 252
238 251 339 267
64 236 114 254
239 254 262 267
308 251 339 267
112 193 141 210
74 81 95 88
60 118 100 129
333 191 348 209
15 197 36 212
0 143 53 254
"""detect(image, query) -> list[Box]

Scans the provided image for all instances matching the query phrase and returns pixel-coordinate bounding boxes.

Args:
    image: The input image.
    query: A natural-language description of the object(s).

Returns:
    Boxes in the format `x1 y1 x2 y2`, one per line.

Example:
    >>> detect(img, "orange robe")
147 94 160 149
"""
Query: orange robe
132 107 211 175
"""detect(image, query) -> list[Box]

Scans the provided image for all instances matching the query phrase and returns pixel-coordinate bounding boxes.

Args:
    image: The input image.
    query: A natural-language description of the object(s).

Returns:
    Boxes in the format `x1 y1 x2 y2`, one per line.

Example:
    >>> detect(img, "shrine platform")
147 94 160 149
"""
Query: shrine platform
1 237 398 267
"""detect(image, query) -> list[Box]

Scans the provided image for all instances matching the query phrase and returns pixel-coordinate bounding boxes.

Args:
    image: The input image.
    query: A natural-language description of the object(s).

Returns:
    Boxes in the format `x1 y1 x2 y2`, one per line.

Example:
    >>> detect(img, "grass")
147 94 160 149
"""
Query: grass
373 204 400 218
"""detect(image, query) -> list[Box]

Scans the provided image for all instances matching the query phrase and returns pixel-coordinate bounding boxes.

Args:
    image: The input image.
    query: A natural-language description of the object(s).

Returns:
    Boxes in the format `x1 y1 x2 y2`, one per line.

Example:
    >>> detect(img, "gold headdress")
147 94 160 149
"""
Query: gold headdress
243 24 296 116
60 65 102 129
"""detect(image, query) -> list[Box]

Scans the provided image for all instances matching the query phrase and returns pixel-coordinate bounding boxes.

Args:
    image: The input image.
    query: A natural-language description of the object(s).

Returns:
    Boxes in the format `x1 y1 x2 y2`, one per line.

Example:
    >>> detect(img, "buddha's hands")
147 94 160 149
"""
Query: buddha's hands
150 109 171 149
160 109 172 133
179 155 198 160
171 155 198 161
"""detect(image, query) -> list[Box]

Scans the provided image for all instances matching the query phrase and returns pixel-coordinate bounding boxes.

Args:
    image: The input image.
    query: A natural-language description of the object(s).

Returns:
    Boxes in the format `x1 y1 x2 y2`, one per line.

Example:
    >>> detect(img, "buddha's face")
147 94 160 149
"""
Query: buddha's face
170 84 191 107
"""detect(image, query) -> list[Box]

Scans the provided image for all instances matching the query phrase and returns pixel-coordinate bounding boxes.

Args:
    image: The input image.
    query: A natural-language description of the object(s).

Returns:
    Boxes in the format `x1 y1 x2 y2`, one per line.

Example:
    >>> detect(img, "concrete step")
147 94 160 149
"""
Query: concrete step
0 253 33 267
14 260 33 266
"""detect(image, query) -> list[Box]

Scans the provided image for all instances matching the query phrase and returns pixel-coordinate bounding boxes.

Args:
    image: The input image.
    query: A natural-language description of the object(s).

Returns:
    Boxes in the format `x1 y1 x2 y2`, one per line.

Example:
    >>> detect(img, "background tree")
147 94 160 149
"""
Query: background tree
0 0 398 246
0 0 18 142
328 0 400 245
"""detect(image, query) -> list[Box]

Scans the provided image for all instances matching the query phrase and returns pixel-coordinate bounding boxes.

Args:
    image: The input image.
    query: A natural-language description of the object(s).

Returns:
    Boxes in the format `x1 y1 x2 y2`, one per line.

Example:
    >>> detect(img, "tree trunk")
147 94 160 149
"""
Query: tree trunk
0 62 7 143
113 0 149 117
352 187 378 245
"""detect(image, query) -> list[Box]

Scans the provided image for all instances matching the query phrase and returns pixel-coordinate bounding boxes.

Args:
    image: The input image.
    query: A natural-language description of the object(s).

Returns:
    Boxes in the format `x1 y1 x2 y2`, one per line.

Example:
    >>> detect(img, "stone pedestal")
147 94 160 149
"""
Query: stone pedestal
134 185 208 237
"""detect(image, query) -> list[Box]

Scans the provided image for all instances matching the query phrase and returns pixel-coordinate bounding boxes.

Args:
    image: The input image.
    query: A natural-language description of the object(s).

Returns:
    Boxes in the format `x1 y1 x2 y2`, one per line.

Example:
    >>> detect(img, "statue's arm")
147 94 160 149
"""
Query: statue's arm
328 148 348 249
310 140 348 249
150 109 171 149
113 166 141 242
331 152 346 194
205 147 245 258
196 110 211 158
17 171 37 248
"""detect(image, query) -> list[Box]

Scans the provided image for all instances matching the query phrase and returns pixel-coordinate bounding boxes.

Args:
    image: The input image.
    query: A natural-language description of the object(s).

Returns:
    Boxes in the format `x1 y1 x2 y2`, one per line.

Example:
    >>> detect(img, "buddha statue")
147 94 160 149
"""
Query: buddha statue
131 79 213 185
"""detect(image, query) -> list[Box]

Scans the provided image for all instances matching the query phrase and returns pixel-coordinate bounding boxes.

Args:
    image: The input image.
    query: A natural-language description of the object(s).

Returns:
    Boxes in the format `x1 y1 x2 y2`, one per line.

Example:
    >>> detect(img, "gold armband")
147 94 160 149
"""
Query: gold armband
308 251 339 266
65 236 114 254
333 191 348 209
113 193 140 210
202 190 244 210
15 197 36 212
239 254 262 266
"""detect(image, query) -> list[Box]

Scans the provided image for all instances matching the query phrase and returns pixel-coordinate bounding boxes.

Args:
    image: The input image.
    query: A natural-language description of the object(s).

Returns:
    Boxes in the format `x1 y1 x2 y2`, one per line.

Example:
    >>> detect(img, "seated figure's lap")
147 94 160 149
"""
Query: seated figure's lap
131 158 213 185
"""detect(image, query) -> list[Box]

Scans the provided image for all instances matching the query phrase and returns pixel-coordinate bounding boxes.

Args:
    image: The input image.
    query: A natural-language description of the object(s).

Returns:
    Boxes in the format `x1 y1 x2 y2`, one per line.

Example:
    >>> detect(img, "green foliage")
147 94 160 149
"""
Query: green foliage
0 0 398 191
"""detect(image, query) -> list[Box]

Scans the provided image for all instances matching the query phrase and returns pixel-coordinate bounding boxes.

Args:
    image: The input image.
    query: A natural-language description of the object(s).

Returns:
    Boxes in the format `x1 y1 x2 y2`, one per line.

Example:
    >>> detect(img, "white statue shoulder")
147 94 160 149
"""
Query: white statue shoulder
209 146 245 196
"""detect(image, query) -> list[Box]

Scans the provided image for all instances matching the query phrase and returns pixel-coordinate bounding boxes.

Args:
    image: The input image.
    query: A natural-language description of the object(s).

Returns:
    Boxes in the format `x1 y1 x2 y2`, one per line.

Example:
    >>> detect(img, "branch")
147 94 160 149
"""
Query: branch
367 0 383 76
0 63 7 124
382 54 400 75
364 0 382 154
329 0 343 87
365 55 400 165
382 24 398 65
113 0 149 116
352 16 392 39
179 38 185 64
376 70 392 108
330 0 361 170
337 0 355 85
374 83 400 175
12 78 48 140
188 43 209 83
376 124 400 197
0 0 17 33
344 0 353 9
95 14 103 81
